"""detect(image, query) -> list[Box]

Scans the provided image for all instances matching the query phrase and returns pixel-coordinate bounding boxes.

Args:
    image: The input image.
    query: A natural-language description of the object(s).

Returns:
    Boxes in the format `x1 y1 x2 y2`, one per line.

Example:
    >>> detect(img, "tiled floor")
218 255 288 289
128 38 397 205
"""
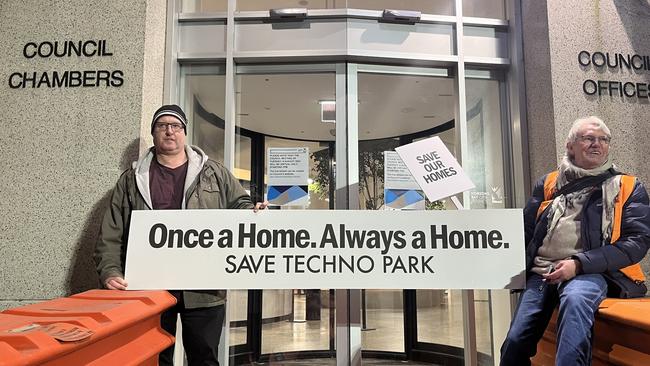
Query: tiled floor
230 291 494 364
250 358 435 365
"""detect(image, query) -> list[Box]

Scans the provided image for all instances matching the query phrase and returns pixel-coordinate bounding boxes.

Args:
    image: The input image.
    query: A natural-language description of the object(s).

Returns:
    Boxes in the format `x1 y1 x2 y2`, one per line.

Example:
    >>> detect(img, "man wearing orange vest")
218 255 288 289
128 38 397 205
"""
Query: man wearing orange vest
500 116 650 366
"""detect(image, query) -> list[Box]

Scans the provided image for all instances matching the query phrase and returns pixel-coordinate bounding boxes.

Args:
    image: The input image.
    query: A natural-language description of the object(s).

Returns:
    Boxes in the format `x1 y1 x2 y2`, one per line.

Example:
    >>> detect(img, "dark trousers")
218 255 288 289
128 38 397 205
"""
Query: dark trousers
500 274 607 366
159 291 226 366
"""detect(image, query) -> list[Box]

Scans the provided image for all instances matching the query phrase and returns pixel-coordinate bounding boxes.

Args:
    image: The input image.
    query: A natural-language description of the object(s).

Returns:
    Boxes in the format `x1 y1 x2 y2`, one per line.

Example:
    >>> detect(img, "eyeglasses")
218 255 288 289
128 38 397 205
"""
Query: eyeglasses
154 122 184 132
578 135 611 145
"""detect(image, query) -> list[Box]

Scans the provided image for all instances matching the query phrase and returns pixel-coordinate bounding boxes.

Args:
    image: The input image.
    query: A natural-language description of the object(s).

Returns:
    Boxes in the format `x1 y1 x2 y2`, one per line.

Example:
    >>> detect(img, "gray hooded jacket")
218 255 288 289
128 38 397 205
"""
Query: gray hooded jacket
94 145 253 308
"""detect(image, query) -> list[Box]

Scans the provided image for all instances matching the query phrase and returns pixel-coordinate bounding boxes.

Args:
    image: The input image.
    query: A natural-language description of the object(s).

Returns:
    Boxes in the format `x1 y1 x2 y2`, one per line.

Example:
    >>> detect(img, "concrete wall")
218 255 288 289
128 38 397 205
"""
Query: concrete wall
522 0 650 284
0 0 166 310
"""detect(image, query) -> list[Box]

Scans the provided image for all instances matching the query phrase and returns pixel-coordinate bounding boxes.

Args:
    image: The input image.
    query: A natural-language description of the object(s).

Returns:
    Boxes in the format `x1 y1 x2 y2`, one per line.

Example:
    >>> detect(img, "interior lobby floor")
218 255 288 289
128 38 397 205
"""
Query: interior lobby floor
230 290 494 364
251 358 435 365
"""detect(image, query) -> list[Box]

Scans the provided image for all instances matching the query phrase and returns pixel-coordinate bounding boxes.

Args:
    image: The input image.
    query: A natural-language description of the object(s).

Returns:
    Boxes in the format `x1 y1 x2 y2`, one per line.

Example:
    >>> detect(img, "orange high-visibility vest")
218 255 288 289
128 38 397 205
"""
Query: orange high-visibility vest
535 171 645 283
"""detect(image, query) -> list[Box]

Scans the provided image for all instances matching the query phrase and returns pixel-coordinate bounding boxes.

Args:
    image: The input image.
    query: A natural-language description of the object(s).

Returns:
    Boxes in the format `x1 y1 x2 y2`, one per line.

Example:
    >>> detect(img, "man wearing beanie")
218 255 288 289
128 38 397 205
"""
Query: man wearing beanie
500 116 650 365
94 104 267 366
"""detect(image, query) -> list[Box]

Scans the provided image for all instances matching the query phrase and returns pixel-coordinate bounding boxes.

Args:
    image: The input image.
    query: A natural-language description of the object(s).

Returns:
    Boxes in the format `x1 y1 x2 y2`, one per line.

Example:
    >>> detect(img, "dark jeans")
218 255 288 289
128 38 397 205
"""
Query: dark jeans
500 273 607 366
159 291 226 366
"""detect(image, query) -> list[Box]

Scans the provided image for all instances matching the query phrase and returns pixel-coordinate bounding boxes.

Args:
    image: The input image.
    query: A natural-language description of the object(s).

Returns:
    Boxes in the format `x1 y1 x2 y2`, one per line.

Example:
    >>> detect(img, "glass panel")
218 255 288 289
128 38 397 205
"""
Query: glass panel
180 64 226 165
361 289 403 352
235 66 336 359
236 0 454 14
357 69 455 354
358 137 399 210
179 22 227 56
357 71 454 145
463 0 505 19
474 289 493 361
416 289 495 362
489 288 513 365
180 63 249 351
466 73 507 364
416 72 506 364
463 27 508 59
229 290 248 346
412 126 464 352
237 0 345 11
465 76 505 210
235 134 252 191
416 289 464 347
346 0 454 15
236 71 336 142
182 0 227 12
261 289 334 354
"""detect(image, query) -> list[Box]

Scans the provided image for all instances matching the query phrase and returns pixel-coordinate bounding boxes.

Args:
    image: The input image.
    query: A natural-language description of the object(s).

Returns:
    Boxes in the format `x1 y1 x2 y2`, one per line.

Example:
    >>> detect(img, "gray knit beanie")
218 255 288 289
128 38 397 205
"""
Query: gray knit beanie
151 104 188 134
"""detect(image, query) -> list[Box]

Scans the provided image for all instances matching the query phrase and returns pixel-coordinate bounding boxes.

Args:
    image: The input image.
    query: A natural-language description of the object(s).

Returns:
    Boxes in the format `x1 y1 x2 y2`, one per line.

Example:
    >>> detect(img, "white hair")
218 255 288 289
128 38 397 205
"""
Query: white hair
566 116 611 145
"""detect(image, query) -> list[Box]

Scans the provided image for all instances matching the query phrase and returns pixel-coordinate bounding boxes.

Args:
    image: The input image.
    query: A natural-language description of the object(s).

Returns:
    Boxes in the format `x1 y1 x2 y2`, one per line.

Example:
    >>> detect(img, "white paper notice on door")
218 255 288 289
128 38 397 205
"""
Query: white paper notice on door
267 147 309 206
384 151 425 210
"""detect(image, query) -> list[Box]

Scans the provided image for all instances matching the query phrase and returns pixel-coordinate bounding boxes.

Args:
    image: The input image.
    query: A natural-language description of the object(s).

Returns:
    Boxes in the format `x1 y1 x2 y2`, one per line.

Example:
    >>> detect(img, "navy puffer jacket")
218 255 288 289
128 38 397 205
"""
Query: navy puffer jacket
523 173 650 298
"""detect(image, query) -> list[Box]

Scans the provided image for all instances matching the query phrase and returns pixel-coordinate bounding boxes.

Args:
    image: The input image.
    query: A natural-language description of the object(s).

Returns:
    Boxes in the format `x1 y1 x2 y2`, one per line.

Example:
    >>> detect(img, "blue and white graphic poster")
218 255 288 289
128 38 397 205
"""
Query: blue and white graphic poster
384 151 425 210
267 147 309 207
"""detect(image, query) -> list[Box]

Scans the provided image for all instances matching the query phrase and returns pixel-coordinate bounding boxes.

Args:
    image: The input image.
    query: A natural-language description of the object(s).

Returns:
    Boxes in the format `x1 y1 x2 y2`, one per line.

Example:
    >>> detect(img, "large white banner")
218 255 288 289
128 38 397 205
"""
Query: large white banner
125 210 525 290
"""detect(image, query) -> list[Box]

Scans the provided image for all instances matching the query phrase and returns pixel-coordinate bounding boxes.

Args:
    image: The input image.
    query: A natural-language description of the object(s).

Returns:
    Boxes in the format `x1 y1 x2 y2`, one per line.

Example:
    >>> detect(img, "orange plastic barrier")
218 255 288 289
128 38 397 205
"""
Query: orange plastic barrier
532 298 650 366
0 290 176 366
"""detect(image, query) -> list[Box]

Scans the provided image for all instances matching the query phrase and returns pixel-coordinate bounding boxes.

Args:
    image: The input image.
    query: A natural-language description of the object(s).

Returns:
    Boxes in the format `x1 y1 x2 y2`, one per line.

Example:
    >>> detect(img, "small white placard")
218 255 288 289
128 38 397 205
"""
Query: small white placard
395 136 475 202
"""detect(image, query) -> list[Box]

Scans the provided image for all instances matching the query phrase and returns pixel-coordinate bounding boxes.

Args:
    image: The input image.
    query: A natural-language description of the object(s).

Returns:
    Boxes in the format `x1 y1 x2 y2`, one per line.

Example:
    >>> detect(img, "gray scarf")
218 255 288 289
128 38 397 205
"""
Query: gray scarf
546 155 620 243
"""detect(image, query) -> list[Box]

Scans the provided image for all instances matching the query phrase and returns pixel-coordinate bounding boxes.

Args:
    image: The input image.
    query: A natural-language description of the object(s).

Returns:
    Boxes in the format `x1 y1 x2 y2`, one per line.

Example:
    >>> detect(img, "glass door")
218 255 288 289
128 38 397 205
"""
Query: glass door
182 62 515 366
234 64 338 364
352 64 456 362
349 64 512 365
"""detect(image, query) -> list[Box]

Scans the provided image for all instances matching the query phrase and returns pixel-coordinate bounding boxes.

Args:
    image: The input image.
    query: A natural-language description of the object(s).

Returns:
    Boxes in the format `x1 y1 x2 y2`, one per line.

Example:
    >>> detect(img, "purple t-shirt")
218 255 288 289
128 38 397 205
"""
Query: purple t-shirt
149 158 188 209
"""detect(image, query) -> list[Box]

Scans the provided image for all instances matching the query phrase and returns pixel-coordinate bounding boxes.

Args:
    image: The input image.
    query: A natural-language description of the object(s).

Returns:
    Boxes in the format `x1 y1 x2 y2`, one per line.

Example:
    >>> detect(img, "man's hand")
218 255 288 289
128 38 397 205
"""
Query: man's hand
105 276 128 290
543 259 581 284
254 201 270 212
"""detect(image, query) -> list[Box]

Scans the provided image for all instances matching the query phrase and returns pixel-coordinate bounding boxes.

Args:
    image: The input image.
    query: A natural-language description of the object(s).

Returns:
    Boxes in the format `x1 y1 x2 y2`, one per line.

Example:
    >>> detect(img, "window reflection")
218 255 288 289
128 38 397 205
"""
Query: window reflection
181 60 512 364
237 0 345 11
347 0 453 15
182 0 506 19
235 66 337 357
357 69 454 353
180 64 226 165
465 76 506 210
236 0 453 15
229 290 249 346
180 64 246 346
463 0 505 19
182 0 227 12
